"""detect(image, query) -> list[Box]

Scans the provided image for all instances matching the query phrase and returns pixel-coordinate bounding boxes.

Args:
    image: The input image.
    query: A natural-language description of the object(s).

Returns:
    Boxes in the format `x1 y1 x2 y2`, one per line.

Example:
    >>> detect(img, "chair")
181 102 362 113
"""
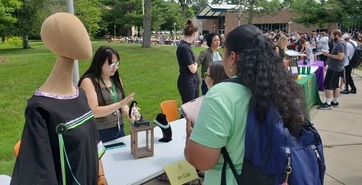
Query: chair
160 100 179 122
0 175 11 185
14 140 21 157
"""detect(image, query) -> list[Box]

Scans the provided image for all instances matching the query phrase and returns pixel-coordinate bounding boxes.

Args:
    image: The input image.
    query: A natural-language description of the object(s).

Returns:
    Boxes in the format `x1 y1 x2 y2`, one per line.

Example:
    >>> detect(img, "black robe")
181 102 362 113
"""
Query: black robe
11 88 103 185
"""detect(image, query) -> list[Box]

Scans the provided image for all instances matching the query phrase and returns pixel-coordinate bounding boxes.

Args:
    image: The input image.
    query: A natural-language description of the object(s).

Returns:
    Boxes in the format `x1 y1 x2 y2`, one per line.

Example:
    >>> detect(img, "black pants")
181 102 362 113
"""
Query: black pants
177 75 199 104
343 65 356 91
201 79 208 95
324 69 342 90
99 124 125 143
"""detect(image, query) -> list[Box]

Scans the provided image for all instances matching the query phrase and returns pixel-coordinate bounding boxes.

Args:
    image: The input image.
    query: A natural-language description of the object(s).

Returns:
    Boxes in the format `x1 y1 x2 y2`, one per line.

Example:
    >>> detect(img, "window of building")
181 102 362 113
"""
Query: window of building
254 23 287 33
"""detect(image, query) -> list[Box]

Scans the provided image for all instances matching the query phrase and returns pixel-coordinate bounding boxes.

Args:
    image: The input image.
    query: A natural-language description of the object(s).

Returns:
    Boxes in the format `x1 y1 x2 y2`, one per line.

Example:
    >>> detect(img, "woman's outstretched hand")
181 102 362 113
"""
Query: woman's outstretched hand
119 92 135 107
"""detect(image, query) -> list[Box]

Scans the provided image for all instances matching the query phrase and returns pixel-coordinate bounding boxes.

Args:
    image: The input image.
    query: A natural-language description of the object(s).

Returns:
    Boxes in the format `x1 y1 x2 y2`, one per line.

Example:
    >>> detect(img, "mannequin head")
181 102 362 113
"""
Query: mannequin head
39 13 92 94
41 12 92 60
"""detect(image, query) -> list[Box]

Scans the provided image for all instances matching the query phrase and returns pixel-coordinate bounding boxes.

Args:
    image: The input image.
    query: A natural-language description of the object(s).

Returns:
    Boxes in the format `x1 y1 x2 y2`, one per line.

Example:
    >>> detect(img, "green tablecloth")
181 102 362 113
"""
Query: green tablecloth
296 74 323 110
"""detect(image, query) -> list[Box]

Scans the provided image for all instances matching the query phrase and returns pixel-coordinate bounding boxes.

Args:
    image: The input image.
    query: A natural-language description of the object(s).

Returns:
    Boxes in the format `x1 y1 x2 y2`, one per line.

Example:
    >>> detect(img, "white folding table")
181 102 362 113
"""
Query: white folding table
102 118 187 185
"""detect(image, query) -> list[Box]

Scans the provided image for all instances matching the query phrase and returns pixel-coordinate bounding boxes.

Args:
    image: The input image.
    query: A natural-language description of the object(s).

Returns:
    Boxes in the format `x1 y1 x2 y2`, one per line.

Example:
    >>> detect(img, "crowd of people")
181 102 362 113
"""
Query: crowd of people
179 20 359 184
261 28 360 110
11 11 361 184
182 22 308 185
106 34 181 45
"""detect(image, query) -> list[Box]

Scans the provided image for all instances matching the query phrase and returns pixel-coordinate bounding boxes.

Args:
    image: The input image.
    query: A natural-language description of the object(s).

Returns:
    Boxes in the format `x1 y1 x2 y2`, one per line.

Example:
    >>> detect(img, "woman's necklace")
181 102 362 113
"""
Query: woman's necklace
99 78 118 103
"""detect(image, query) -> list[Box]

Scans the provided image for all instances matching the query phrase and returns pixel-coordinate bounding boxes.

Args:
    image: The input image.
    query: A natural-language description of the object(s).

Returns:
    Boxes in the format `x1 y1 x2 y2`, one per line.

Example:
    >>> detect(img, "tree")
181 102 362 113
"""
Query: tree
244 0 283 24
101 0 143 37
325 0 362 30
150 0 166 31
289 0 345 29
42 0 103 38
74 0 102 38
191 0 208 15
158 1 184 33
142 0 152 48
225 0 283 24
12 0 49 49
178 0 193 17
0 0 22 42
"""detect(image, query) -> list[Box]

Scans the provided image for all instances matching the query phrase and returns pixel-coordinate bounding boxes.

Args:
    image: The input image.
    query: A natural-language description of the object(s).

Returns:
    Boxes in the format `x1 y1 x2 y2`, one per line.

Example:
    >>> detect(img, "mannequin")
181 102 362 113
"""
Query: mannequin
153 113 172 142
11 13 107 185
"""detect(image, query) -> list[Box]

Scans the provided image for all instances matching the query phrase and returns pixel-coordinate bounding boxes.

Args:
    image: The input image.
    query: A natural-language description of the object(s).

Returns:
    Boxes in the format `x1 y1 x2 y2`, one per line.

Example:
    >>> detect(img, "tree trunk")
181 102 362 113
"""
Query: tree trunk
142 0 152 48
247 1 254 24
23 35 31 49
1 36 5 43
182 4 186 17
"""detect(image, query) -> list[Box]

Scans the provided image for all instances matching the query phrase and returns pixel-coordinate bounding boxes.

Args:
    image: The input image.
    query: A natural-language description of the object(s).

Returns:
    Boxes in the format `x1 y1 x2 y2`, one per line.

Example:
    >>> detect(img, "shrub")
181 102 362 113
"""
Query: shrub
0 37 23 48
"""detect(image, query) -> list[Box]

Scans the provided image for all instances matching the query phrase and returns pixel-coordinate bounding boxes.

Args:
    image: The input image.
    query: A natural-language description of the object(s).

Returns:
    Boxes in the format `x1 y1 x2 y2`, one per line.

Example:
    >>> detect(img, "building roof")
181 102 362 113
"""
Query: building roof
196 4 238 19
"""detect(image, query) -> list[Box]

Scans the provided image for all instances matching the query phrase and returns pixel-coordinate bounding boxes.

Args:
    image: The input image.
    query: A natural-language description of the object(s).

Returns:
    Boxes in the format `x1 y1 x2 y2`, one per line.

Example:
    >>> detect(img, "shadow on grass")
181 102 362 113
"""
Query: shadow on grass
0 47 51 56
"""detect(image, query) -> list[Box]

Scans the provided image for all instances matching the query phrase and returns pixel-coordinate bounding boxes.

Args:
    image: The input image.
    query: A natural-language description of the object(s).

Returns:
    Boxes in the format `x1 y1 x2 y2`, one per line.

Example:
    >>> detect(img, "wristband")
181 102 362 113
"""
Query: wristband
98 175 105 179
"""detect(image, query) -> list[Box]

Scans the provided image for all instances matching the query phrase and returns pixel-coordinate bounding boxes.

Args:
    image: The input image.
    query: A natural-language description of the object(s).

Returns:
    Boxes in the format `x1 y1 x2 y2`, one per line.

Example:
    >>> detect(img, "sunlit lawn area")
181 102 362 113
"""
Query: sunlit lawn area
0 41 205 175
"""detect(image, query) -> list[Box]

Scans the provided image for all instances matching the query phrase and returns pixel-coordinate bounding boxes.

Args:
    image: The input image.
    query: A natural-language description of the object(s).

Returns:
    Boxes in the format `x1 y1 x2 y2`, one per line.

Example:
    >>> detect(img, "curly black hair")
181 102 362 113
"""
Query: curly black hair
206 32 220 47
224 24 307 135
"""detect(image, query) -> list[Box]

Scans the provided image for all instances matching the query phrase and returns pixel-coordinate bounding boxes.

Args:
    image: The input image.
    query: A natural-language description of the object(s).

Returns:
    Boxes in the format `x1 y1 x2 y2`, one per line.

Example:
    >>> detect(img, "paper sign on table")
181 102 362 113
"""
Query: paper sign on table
164 159 198 185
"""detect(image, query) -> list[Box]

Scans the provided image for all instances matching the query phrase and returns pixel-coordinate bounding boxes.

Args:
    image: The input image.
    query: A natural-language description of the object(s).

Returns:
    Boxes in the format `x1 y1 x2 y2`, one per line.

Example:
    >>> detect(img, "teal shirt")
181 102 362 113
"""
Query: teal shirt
190 81 251 185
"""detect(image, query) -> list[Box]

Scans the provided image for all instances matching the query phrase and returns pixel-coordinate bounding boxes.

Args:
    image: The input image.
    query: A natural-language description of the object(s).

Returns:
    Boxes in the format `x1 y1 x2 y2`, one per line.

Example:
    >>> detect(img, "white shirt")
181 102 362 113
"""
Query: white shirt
318 36 329 51
344 41 357 66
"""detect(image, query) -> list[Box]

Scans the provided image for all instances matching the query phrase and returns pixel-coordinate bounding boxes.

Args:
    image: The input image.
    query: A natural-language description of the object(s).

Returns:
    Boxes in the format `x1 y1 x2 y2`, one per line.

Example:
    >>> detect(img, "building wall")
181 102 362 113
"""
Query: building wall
199 9 338 36
200 19 219 34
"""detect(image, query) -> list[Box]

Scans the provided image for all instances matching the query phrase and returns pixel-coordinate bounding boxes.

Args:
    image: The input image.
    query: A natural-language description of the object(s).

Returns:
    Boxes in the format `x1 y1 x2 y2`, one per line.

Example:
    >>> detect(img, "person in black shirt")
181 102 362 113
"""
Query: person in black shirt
176 19 199 104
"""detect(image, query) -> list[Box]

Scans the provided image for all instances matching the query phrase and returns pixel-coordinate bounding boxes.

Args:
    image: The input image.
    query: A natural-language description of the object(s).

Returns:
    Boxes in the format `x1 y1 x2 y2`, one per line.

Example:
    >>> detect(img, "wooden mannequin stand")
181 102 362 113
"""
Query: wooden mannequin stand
130 124 154 159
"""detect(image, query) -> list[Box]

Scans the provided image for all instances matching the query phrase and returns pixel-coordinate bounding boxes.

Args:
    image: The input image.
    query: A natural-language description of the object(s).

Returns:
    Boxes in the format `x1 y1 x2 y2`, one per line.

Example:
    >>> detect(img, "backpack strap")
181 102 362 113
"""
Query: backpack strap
221 147 241 185
220 77 243 185
220 77 280 182
261 114 280 170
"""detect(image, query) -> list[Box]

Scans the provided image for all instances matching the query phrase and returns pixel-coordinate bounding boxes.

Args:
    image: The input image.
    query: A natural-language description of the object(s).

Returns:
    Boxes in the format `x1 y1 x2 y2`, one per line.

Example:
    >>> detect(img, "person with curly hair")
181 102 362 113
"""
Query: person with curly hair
184 24 307 185
196 32 222 95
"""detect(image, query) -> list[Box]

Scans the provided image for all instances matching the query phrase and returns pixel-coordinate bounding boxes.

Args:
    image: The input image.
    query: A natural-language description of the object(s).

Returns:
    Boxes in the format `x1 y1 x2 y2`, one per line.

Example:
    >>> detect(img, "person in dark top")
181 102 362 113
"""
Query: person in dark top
78 46 135 142
176 19 199 104
318 29 346 110
275 35 288 58
275 35 289 67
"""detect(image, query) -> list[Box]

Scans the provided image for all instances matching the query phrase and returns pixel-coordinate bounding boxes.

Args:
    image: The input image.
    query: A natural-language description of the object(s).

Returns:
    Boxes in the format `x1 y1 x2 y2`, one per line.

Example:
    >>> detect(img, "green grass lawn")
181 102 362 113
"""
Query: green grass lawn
0 41 206 176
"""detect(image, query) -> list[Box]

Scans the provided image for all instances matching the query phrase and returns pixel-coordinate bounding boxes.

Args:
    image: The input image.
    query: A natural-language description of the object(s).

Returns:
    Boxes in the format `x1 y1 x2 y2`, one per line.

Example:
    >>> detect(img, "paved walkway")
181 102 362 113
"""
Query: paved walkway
144 69 362 185
312 69 362 185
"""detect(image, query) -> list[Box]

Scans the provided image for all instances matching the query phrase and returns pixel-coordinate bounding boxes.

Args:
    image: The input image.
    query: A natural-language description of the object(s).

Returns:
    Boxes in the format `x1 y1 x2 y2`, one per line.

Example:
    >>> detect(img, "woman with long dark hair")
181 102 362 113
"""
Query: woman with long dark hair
184 24 307 184
79 46 135 142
